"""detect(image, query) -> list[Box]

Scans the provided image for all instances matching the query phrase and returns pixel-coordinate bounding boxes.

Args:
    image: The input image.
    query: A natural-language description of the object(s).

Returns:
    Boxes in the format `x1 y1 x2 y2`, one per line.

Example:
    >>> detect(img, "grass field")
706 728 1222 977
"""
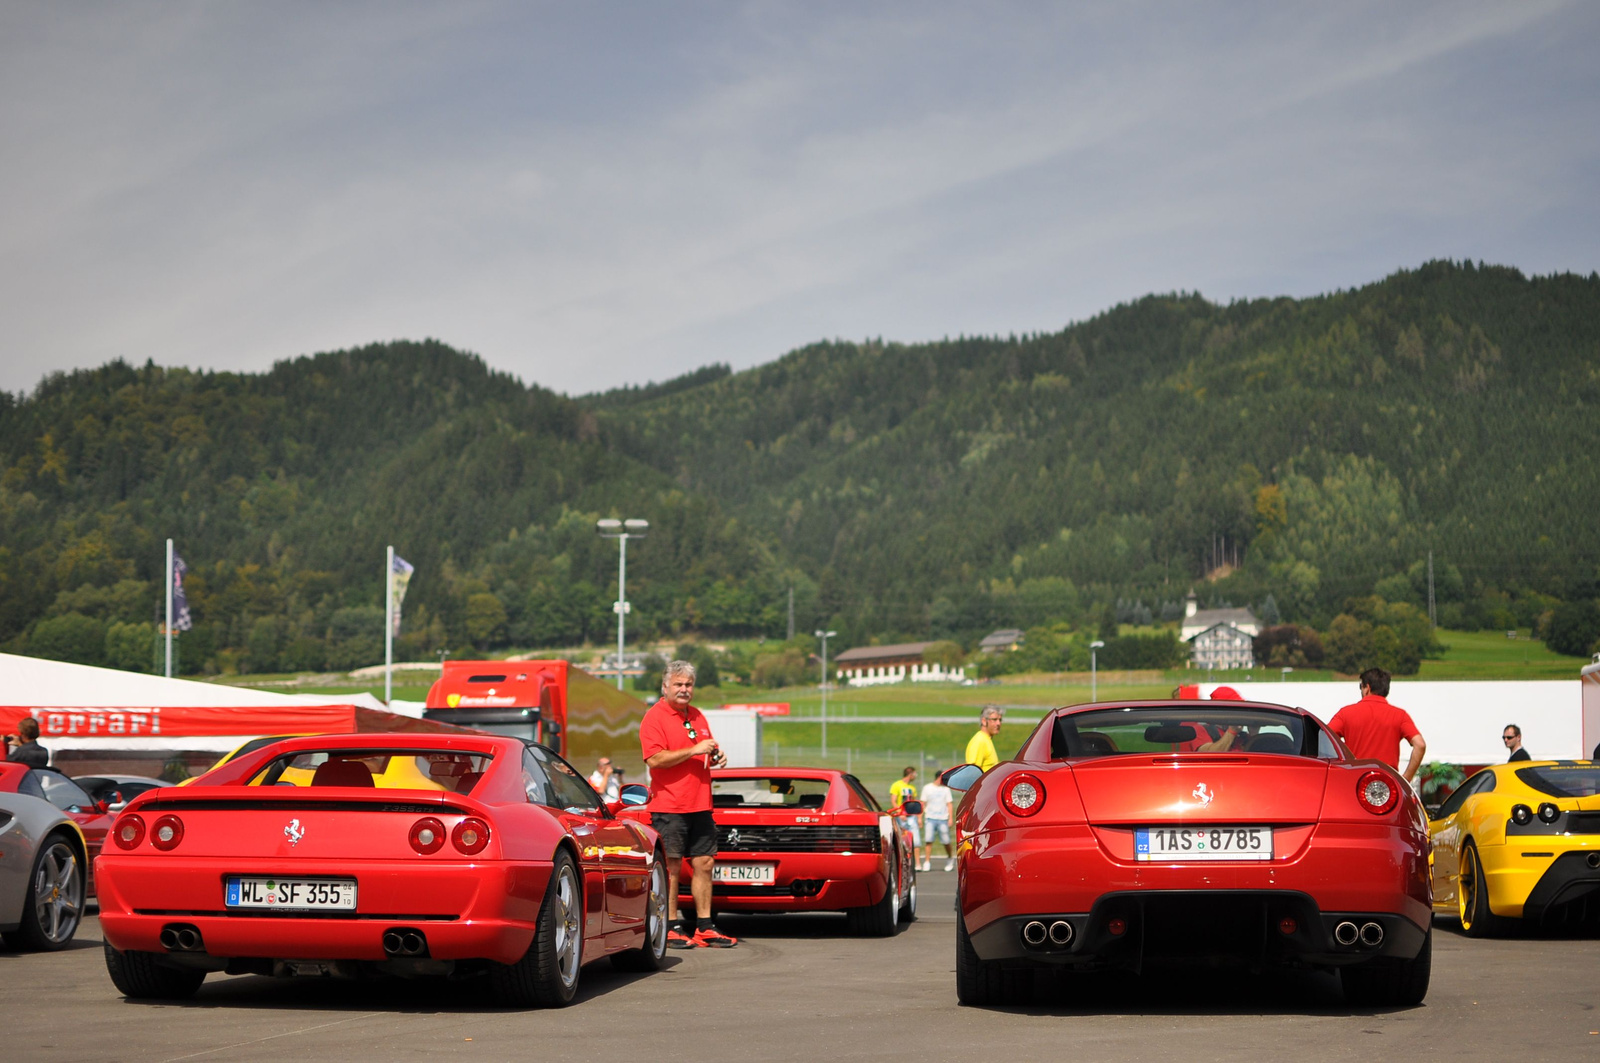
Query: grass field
1418 628 1586 679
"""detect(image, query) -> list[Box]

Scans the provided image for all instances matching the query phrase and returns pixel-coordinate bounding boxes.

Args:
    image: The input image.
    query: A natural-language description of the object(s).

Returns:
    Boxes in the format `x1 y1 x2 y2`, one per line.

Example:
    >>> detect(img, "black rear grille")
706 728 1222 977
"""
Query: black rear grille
1565 812 1600 834
716 825 880 853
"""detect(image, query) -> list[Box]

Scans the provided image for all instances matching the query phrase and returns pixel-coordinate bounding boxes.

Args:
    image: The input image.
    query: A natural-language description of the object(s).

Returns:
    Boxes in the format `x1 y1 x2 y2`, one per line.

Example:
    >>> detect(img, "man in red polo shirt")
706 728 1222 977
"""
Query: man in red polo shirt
639 659 738 949
1328 667 1427 783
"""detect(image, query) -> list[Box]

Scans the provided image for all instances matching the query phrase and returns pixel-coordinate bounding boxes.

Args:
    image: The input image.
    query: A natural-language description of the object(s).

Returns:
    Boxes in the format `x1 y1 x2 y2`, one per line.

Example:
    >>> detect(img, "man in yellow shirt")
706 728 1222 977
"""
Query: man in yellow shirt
965 707 1003 772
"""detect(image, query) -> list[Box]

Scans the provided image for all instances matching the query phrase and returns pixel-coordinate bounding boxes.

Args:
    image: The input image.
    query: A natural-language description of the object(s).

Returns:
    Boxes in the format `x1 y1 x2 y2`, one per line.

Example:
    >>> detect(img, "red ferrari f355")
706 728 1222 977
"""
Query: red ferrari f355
95 734 667 1006
949 700 1432 1006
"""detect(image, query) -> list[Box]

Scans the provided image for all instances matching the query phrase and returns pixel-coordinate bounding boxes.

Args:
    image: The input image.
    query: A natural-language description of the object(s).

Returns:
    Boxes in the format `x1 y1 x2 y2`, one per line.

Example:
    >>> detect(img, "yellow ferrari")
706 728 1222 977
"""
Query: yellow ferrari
1428 760 1600 935
180 736 446 790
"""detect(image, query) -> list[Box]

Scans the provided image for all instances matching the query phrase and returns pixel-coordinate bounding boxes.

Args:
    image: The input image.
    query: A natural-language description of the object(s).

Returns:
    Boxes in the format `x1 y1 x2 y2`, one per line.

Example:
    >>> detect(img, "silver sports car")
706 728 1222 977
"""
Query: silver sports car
0 790 88 950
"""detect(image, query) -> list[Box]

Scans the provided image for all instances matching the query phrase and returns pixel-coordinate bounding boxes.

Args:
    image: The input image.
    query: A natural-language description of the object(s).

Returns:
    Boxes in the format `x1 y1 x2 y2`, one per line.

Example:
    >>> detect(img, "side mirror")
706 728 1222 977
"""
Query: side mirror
900 800 923 815
941 764 984 791
604 798 626 817
618 783 650 806
93 799 112 815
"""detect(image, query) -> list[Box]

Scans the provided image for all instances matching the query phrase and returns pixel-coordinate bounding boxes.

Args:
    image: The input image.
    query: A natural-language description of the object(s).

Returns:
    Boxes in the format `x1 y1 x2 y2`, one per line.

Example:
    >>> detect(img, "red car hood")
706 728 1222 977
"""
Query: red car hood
1069 755 1330 824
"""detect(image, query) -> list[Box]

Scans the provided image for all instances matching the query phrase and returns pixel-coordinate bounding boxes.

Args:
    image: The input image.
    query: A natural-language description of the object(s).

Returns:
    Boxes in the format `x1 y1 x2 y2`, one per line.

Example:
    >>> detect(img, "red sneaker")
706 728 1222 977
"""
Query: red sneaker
693 926 739 948
667 928 701 950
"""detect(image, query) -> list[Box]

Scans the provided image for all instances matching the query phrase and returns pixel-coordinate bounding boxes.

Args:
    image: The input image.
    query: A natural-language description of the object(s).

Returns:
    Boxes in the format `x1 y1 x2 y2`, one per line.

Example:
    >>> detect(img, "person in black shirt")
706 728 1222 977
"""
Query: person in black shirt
1502 724 1530 763
4 717 49 768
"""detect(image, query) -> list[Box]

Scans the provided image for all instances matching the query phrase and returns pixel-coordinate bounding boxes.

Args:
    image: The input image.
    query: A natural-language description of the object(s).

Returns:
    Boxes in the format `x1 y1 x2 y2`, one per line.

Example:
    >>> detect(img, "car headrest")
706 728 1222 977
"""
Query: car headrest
311 760 375 787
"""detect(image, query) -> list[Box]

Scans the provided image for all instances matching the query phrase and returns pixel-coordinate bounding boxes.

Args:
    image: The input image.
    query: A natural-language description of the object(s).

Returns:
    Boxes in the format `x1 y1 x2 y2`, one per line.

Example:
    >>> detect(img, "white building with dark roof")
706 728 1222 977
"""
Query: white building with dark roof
835 641 966 686
1181 592 1259 670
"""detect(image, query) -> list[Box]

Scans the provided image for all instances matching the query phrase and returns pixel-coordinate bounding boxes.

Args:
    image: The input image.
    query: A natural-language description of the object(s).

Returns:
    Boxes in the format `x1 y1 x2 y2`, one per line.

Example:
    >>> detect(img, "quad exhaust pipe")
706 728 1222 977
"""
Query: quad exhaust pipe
160 924 204 952
1020 920 1074 949
383 929 429 957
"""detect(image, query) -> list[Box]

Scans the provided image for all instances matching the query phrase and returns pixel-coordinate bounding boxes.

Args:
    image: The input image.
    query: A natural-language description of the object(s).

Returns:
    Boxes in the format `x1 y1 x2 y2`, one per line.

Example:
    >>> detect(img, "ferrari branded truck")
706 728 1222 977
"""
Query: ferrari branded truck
424 660 653 780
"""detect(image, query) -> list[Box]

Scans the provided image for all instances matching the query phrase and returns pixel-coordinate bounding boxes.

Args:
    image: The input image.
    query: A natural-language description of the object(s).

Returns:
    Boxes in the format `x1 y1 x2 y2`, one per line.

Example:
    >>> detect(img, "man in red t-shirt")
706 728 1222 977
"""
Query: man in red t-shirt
1328 667 1427 783
639 660 737 948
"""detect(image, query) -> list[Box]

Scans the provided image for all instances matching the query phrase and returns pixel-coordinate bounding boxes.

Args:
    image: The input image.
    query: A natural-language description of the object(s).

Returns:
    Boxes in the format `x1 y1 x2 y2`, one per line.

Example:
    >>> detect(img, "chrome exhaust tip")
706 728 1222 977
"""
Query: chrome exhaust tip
1587 852 1600 869
1334 921 1359 946
1021 921 1048 947
1359 922 1385 947
1048 920 1074 946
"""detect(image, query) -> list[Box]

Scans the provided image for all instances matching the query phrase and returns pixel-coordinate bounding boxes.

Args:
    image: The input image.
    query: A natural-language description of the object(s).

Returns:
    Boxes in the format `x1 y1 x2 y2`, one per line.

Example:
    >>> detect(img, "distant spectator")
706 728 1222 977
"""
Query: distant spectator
919 768 955 872
1503 725 1530 763
966 707 1003 772
1210 686 1243 701
888 766 920 847
1328 668 1426 783
589 756 621 799
4 717 48 768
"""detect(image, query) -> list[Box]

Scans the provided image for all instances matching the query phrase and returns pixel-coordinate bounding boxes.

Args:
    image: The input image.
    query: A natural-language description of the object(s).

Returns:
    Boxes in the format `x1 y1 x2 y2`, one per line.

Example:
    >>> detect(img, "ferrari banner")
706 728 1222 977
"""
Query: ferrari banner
0 704 468 740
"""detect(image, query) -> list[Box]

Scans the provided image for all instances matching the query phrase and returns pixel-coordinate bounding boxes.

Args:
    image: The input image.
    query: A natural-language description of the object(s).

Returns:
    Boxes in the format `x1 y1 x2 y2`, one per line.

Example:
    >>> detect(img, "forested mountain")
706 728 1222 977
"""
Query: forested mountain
3 261 1599 676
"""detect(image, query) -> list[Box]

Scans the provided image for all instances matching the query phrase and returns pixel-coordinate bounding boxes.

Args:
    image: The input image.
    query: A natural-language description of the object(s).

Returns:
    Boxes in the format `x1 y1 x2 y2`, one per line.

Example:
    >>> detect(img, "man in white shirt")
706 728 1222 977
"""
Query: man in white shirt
918 769 956 872
589 756 621 800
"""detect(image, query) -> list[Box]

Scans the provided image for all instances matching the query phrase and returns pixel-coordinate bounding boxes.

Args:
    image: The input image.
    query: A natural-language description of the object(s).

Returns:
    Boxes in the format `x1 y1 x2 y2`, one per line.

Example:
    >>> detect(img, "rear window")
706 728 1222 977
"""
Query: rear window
247 750 493 795
711 777 832 809
1515 765 1600 798
1053 707 1308 759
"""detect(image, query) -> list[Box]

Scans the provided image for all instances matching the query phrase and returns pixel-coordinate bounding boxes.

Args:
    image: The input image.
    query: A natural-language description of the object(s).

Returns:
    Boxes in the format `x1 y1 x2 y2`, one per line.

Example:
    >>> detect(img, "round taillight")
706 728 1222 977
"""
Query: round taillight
1511 804 1533 826
150 814 184 851
1355 771 1398 815
452 817 491 855
1000 772 1046 817
409 817 446 855
1538 802 1561 823
113 814 146 850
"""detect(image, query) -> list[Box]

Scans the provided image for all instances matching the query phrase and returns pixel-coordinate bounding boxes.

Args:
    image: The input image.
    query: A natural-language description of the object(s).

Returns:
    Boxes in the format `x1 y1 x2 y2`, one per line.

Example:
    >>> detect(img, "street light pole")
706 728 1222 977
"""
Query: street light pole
597 519 649 691
1090 640 1105 701
815 629 836 757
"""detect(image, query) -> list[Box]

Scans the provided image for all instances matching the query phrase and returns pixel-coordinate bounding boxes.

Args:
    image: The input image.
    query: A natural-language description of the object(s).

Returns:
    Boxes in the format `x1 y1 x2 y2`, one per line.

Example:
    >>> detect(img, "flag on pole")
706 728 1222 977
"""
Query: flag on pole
172 554 193 632
391 555 414 635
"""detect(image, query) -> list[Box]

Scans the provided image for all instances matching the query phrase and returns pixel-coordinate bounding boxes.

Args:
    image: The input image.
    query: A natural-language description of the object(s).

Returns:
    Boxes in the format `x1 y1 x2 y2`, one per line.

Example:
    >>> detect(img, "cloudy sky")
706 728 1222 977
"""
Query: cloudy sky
2 1 1596 396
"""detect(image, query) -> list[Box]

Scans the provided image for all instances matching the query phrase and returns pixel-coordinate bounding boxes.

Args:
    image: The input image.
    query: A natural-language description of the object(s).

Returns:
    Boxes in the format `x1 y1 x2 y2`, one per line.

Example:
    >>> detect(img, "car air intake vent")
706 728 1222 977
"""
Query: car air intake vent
715 824 881 853
1564 811 1600 834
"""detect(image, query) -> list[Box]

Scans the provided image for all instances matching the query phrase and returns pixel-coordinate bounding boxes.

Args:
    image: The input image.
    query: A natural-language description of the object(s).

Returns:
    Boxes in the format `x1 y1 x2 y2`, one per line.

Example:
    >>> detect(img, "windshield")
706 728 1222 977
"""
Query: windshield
247 750 493 795
1515 765 1600 798
711 777 833 809
1053 707 1310 759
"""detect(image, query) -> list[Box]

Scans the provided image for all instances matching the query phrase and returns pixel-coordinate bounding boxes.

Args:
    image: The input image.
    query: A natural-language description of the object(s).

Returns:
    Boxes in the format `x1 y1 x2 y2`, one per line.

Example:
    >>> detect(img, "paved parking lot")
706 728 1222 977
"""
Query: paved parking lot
3 873 1599 1062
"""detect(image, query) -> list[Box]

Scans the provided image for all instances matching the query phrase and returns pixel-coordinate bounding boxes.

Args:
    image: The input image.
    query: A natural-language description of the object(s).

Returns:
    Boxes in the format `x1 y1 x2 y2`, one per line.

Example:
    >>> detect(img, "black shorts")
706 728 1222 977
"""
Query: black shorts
650 810 718 859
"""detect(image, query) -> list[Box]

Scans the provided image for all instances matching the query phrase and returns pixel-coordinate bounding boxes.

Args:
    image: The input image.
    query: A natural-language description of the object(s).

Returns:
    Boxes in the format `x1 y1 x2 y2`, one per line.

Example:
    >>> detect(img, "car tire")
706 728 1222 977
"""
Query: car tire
611 851 668 973
1458 840 1511 938
1 834 85 951
490 850 583 1007
103 943 207 999
846 858 900 937
1340 925 1431 1006
899 865 918 924
955 906 1033 1006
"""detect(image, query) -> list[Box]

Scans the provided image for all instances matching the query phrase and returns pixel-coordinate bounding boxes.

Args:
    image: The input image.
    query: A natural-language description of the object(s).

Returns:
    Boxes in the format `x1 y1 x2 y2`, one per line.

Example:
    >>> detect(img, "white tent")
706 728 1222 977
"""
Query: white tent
0 653 413 754
1198 679 1583 765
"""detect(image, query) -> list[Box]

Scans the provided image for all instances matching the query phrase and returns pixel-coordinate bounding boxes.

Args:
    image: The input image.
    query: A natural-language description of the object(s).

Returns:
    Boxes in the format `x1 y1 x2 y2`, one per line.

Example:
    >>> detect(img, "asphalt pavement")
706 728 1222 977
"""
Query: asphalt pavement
2 873 1598 1062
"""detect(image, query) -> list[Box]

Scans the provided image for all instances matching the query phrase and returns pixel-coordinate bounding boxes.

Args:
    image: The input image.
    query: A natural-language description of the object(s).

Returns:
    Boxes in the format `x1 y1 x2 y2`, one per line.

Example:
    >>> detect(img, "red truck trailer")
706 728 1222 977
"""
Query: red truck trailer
423 659 653 778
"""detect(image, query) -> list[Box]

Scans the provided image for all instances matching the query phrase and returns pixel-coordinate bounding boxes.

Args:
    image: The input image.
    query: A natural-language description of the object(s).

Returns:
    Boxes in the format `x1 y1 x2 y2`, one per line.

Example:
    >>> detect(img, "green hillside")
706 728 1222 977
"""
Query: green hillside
3 261 1599 677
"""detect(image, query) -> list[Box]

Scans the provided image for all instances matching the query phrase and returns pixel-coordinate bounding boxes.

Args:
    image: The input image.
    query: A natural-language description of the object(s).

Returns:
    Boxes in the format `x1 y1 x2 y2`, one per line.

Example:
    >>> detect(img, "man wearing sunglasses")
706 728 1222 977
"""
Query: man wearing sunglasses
639 659 737 948
1503 724 1530 762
